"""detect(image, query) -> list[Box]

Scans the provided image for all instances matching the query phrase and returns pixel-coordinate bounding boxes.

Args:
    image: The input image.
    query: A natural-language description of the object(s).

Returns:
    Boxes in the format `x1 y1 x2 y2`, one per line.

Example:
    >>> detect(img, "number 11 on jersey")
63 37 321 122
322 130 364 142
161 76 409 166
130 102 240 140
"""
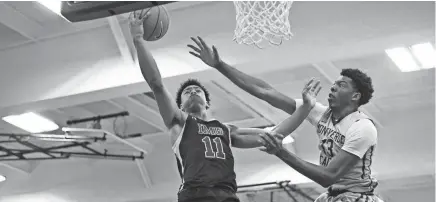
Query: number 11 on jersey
202 136 226 159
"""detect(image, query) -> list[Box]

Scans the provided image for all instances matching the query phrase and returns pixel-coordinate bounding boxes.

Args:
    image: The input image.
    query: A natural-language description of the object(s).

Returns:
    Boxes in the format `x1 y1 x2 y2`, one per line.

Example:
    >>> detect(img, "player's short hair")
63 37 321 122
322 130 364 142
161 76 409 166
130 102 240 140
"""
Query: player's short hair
340 68 374 106
176 79 211 109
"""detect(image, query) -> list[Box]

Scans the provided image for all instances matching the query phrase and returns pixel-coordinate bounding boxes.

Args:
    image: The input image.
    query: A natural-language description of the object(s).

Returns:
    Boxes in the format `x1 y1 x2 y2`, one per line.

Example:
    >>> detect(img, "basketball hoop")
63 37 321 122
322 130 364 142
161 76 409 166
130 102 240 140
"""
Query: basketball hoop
233 1 293 48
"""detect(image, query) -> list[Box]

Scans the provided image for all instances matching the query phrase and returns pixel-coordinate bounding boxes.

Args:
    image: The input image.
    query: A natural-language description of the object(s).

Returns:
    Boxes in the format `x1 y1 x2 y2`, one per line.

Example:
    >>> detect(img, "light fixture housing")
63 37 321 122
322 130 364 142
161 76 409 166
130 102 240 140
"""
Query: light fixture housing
37 1 62 15
0 175 6 182
3 112 59 133
386 42 436 72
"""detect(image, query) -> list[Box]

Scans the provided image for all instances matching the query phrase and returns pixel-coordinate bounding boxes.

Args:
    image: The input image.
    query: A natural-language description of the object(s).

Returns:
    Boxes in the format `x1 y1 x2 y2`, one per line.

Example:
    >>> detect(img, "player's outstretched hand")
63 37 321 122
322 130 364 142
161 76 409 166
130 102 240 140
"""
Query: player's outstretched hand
188 36 221 68
302 78 322 107
129 10 150 39
259 132 285 155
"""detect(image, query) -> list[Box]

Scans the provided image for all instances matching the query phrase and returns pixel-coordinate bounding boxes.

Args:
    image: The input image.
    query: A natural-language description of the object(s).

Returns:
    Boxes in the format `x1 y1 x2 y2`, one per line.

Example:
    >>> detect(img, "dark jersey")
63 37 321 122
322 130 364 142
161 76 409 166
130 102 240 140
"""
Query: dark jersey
172 115 237 192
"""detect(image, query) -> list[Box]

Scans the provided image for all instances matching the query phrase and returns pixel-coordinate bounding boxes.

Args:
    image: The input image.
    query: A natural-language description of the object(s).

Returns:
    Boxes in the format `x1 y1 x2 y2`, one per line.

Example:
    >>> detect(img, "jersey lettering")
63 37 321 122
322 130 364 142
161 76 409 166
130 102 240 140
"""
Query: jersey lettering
321 139 334 157
198 123 224 136
201 136 226 159
317 124 345 145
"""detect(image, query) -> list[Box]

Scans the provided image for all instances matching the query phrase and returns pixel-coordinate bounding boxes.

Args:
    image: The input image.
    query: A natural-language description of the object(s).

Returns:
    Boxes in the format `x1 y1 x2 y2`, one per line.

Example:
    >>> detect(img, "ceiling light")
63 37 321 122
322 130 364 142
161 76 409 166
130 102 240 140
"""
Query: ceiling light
37 1 62 15
386 47 420 72
411 42 436 69
0 175 5 182
3 112 59 133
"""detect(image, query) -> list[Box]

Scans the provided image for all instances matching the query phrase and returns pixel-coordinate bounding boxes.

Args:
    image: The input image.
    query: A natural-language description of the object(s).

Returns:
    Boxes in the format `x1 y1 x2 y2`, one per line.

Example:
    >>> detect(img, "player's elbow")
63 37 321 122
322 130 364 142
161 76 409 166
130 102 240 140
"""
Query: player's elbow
319 177 336 188
320 182 331 188
258 88 278 102
320 172 342 188
148 79 164 91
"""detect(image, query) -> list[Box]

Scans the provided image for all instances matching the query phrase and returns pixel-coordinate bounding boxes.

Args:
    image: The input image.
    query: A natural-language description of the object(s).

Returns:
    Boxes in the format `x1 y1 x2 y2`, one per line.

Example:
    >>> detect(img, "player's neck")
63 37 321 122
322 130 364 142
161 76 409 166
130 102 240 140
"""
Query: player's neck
190 111 210 121
331 105 358 122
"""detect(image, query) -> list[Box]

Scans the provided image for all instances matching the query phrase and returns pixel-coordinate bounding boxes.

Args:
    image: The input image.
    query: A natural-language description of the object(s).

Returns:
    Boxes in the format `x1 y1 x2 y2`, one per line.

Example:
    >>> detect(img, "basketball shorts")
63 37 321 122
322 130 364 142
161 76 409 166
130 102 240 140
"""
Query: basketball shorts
177 186 240 202
315 191 384 202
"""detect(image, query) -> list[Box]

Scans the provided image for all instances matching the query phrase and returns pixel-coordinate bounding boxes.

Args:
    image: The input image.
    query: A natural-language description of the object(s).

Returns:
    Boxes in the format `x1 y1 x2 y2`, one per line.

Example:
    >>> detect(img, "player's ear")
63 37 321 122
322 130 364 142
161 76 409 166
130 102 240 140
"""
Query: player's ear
351 92 361 102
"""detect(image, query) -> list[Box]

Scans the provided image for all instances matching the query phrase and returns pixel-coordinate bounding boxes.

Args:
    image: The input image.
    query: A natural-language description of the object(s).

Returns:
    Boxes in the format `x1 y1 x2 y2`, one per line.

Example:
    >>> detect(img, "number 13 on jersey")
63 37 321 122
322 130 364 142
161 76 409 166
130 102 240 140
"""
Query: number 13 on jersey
202 136 226 159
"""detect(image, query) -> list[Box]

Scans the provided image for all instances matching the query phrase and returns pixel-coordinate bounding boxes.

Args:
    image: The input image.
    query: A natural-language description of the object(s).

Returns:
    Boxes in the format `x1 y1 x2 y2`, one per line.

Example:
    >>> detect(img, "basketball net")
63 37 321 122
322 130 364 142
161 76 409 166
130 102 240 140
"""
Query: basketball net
233 1 293 48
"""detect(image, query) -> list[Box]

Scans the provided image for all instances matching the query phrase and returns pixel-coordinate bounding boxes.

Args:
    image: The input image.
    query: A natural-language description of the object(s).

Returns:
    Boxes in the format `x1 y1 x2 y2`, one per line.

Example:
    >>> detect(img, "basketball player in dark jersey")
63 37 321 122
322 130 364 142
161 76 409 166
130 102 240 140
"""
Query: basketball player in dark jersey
129 13 282 202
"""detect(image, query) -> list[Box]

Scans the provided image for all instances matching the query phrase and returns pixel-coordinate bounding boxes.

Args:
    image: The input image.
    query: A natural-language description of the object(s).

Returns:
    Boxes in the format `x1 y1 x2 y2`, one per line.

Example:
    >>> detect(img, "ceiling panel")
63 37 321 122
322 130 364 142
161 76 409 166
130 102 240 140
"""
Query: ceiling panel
0 23 29 49
375 87 435 112
129 93 160 112
77 100 124 116
256 64 321 86
211 105 253 123
113 115 161 135
4 1 111 40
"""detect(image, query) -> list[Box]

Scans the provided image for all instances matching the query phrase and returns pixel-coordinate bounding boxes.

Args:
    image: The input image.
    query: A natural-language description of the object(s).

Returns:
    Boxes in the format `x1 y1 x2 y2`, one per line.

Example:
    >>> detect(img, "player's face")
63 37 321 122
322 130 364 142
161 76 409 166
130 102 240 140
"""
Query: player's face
181 85 209 112
328 76 360 108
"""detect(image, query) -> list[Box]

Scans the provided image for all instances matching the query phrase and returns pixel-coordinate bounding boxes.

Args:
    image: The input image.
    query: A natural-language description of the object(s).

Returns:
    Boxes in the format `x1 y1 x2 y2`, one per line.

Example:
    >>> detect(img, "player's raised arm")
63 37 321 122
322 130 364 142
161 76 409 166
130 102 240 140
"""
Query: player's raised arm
187 36 297 115
273 79 322 136
130 12 185 129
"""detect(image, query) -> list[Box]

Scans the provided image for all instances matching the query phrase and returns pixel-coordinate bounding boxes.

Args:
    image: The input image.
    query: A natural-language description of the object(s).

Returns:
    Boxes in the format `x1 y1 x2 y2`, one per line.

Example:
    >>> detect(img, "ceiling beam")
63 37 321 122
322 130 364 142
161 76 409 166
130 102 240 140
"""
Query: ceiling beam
209 81 272 123
135 159 153 188
0 163 30 175
0 2 41 41
211 80 290 125
312 62 384 128
107 97 166 132
107 16 135 66
0 122 33 175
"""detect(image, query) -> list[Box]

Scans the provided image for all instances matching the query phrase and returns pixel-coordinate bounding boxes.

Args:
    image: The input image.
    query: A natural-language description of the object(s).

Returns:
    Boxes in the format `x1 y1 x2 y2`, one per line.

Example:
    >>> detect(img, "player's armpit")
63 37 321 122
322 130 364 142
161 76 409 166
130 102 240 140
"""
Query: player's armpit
228 126 265 148
150 84 187 129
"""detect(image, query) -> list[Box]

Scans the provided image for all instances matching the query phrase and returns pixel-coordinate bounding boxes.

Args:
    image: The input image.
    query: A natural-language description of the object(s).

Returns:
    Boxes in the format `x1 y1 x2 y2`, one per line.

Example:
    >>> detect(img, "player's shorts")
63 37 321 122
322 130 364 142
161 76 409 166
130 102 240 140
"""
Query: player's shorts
315 189 384 202
177 186 239 202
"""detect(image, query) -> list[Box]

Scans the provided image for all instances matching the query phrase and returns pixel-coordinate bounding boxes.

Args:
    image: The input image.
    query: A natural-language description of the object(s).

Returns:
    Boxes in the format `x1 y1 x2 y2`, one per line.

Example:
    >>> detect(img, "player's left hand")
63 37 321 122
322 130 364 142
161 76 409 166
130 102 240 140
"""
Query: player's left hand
129 10 150 39
187 36 222 68
302 78 322 107
259 132 285 155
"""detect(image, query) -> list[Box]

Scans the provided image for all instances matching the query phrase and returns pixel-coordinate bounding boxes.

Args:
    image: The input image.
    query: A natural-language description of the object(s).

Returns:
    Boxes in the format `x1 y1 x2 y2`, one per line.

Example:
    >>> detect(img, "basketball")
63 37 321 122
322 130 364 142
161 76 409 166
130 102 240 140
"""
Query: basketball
135 6 170 41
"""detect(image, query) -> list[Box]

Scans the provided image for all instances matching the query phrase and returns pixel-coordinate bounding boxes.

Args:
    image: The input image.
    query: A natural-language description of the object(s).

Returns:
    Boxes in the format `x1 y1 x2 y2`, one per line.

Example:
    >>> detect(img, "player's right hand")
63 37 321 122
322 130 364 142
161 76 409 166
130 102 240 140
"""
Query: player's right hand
259 131 285 155
129 10 149 39
188 36 221 68
302 78 322 107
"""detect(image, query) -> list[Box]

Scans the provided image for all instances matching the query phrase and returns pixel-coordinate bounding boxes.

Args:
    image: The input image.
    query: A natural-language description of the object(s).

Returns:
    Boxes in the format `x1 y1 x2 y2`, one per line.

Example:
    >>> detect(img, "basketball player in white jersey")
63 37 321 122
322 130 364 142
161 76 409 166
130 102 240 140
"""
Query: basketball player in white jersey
188 37 381 202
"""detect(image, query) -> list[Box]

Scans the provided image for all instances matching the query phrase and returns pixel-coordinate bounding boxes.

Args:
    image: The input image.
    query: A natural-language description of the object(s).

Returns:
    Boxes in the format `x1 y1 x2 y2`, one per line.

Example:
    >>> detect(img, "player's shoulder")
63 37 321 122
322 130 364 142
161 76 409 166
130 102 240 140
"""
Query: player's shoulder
348 118 377 140
350 112 376 128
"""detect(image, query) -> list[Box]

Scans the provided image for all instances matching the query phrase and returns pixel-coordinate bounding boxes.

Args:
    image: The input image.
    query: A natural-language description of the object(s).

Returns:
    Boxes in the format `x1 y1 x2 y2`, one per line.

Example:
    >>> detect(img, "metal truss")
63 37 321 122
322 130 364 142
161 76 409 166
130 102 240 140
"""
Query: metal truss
0 132 144 161
0 111 146 161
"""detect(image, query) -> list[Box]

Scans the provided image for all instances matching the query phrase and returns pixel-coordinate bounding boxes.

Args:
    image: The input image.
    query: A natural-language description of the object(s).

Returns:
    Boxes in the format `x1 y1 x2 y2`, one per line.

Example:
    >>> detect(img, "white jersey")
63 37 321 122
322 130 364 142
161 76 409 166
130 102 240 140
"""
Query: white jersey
296 99 378 192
